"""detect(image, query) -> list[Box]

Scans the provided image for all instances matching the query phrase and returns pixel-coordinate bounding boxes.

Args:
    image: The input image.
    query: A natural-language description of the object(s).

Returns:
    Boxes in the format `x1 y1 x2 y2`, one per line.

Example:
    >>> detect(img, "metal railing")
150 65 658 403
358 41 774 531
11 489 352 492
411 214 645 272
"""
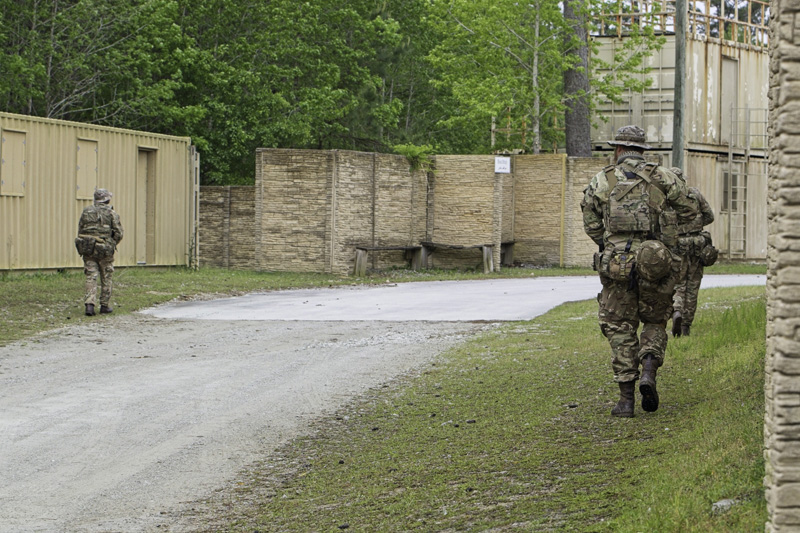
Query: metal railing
593 0 769 48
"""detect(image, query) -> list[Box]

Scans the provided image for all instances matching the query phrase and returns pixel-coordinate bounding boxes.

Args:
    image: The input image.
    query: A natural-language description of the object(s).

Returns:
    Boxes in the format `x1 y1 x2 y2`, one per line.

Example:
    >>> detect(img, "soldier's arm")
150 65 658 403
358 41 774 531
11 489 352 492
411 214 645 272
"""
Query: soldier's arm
664 175 699 225
112 212 124 244
581 182 605 246
699 194 715 225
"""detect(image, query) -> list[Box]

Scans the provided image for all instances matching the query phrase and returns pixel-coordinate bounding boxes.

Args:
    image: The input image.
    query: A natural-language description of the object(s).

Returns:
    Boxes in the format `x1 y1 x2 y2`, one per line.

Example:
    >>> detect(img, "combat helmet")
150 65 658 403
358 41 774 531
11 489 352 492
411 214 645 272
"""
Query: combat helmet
607 125 652 150
94 188 112 204
635 240 672 282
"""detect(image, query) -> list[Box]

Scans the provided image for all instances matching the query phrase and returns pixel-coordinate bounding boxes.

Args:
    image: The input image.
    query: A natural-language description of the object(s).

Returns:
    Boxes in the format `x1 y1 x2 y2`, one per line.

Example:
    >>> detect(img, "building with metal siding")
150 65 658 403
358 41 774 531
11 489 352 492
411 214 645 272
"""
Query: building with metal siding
591 0 769 260
0 112 198 270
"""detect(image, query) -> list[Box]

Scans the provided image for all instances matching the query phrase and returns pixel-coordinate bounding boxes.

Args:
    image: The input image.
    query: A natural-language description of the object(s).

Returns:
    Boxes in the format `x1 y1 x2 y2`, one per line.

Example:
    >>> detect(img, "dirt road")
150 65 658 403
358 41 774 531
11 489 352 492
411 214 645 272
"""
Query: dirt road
0 314 486 532
0 275 764 532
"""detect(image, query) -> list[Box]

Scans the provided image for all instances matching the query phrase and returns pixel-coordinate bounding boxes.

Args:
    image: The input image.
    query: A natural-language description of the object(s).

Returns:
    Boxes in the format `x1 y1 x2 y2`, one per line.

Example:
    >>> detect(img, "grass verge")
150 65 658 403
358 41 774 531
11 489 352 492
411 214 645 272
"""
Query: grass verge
0 264 767 531
0 261 763 348
0 265 588 346
190 285 766 532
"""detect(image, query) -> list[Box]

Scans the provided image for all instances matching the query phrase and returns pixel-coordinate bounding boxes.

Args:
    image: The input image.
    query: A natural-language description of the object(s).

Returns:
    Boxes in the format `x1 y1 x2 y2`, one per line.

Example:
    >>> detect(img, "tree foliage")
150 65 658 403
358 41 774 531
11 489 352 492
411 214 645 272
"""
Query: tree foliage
0 0 665 183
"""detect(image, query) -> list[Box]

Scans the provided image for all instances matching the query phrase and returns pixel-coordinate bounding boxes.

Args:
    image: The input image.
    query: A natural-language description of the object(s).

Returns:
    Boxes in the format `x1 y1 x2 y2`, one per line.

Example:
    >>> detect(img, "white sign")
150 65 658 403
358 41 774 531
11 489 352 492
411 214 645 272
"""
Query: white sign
494 156 511 174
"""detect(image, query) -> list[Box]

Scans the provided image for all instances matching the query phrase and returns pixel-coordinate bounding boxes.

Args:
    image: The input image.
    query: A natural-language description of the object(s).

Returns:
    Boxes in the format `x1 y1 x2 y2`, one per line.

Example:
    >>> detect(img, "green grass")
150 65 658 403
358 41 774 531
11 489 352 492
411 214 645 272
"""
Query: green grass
0 260 763 347
0 264 597 346
185 285 766 532
0 263 767 531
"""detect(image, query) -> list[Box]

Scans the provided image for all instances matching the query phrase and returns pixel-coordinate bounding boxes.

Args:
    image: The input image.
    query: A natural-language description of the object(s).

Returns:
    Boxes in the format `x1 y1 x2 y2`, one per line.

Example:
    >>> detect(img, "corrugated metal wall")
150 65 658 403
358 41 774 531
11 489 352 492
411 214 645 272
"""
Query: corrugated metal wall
0 112 195 270
593 36 769 153
592 33 768 260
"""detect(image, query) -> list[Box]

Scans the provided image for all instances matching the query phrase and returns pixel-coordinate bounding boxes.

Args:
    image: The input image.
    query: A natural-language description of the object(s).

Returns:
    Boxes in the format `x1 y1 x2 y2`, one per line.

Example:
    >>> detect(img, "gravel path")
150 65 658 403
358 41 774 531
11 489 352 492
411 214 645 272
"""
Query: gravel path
0 314 488 532
0 275 764 532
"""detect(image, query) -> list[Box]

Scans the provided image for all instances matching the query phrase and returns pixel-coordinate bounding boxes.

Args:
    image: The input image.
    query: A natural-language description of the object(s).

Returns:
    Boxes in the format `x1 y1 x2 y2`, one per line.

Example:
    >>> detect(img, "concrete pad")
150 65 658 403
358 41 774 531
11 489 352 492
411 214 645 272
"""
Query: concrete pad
141 274 766 322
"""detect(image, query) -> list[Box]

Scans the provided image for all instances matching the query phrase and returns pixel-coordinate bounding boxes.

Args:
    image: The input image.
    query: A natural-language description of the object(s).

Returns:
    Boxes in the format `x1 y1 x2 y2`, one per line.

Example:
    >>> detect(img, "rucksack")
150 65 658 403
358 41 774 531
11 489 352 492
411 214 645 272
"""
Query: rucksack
603 162 677 248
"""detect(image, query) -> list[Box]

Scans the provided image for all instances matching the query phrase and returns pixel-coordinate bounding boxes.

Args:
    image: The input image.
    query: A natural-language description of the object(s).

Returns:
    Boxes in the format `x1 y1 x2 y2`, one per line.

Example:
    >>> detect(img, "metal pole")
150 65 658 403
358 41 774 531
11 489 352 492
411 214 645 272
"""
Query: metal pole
672 0 686 169
728 103 734 260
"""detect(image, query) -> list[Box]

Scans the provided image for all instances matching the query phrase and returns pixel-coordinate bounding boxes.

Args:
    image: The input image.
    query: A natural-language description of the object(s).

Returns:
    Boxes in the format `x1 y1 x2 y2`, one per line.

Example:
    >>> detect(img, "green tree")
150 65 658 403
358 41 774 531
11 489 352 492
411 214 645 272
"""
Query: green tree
427 0 569 154
424 0 666 154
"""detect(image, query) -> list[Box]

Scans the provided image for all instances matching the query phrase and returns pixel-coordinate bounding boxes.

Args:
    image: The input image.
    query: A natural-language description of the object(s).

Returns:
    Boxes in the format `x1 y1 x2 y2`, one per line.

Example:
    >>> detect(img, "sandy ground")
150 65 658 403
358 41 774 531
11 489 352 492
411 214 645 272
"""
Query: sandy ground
0 275 765 532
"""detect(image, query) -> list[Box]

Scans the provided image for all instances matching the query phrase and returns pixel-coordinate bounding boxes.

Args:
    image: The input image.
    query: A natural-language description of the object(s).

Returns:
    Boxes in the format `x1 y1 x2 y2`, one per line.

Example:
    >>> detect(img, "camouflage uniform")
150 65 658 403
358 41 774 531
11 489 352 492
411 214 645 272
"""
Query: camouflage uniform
76 189 124 316
672 183 715 336
581 126 698 416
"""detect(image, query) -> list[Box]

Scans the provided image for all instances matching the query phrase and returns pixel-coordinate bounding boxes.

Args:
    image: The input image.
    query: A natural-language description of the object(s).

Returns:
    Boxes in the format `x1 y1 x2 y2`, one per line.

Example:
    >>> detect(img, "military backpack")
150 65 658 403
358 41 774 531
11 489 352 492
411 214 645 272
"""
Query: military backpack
75 205 116 258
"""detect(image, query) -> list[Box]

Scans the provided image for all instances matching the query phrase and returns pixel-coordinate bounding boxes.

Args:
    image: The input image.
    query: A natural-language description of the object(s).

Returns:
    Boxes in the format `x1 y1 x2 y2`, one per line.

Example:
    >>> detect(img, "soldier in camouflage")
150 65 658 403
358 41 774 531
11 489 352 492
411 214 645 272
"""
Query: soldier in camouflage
75 189 124 316
670 168 716 337
581 126 698 417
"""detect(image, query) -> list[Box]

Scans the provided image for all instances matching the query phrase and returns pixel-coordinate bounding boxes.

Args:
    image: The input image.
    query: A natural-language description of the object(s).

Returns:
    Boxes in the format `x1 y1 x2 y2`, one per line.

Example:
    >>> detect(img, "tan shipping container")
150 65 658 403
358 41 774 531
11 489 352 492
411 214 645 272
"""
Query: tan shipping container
0 112 198 270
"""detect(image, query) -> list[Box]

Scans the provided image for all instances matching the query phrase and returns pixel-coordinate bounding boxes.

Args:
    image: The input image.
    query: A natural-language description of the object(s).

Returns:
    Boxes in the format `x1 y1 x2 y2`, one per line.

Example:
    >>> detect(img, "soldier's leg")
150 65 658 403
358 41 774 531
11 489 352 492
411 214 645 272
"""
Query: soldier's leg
598 278 640 382
639 274 675 363
682 258 704 328
637 275 675 412
672 253 689 315
84 258 100 305
98 257 115 310
671 253 689 336
598 278 640 417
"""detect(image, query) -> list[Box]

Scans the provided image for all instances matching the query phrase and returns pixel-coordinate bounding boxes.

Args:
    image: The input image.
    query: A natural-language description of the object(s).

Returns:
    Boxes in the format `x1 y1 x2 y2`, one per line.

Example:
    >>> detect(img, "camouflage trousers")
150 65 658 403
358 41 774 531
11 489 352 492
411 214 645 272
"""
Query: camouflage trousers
673 254 704 327
597 272 676 383
83 255 115 306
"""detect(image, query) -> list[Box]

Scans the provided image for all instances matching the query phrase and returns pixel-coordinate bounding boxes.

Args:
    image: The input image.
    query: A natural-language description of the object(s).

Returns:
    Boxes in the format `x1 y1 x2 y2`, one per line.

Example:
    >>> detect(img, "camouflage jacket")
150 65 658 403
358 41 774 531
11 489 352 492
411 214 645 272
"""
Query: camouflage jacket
678 187 715 235
581 155 698 252
78 203 124 245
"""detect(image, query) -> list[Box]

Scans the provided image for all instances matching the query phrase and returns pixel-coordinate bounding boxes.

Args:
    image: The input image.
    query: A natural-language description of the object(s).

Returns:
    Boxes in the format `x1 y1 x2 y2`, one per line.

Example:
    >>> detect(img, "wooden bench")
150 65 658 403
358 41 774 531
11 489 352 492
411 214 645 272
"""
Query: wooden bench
353 245 424 276
421 241 494 274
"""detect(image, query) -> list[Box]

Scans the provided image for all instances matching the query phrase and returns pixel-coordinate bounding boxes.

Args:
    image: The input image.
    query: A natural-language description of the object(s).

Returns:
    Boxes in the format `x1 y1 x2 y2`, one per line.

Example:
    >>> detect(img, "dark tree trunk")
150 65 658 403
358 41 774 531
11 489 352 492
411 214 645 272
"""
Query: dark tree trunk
563 0 592 157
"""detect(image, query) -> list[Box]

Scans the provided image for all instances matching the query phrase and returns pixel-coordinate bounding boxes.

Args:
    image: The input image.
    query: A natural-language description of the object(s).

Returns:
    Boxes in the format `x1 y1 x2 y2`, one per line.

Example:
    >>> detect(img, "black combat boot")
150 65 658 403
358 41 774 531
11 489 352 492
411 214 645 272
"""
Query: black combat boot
681 324 690 336
100 304 113 314
611 381 635 418
671 311 683 337
85 304 95 316
639 355 660 412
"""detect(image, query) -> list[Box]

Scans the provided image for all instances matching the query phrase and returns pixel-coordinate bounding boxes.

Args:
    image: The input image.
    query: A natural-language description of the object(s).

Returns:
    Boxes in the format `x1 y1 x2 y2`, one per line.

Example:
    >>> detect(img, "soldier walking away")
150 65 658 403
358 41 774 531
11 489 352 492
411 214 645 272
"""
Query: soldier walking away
75 189 124 316
581 126 698 418
670 169 717 337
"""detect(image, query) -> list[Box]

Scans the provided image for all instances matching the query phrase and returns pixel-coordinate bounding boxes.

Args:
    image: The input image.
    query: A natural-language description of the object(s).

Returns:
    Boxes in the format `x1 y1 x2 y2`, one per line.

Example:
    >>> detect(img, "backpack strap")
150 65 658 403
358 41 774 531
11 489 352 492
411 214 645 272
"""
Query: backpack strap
634 162 667 195
603 165 617 189
615 169 643 200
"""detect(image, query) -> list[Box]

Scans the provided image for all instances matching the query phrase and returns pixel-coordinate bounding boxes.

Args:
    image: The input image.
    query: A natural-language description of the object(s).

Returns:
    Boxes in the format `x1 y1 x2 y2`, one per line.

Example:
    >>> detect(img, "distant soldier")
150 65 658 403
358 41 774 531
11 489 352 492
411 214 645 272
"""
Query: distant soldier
75 189 124 316
581 126 698 418
670 169 716 337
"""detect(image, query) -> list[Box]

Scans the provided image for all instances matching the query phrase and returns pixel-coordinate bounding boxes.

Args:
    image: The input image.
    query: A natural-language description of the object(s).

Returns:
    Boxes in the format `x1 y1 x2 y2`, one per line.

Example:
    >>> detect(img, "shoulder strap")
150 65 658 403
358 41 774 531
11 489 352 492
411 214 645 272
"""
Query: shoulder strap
616 176 643 200
634 162 667 195
603 165 617 189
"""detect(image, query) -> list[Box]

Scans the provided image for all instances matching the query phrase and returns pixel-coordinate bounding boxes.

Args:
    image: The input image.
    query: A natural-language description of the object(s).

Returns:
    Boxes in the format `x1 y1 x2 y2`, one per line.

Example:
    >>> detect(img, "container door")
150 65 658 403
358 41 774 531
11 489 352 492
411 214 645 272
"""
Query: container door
136 150 156 265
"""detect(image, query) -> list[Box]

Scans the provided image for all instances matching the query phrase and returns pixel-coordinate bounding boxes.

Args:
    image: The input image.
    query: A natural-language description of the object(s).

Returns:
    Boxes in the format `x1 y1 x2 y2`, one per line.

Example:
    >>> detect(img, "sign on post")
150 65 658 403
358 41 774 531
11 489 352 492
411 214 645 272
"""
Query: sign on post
494 156 511 174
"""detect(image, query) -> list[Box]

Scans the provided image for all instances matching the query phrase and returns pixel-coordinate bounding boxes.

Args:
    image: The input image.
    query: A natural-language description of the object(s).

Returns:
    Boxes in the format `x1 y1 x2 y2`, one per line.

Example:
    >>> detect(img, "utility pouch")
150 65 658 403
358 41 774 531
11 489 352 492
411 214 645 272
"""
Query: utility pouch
600 247 636 281
75 235 96 256
699 244 719 266
592 252 601 272
94 239 116 259
698 231 718 266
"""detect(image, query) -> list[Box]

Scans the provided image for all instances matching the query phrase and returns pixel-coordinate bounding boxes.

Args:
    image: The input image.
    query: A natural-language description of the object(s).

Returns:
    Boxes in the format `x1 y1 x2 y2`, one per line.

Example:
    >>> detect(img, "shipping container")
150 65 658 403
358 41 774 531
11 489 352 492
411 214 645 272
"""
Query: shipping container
0 112 199 270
